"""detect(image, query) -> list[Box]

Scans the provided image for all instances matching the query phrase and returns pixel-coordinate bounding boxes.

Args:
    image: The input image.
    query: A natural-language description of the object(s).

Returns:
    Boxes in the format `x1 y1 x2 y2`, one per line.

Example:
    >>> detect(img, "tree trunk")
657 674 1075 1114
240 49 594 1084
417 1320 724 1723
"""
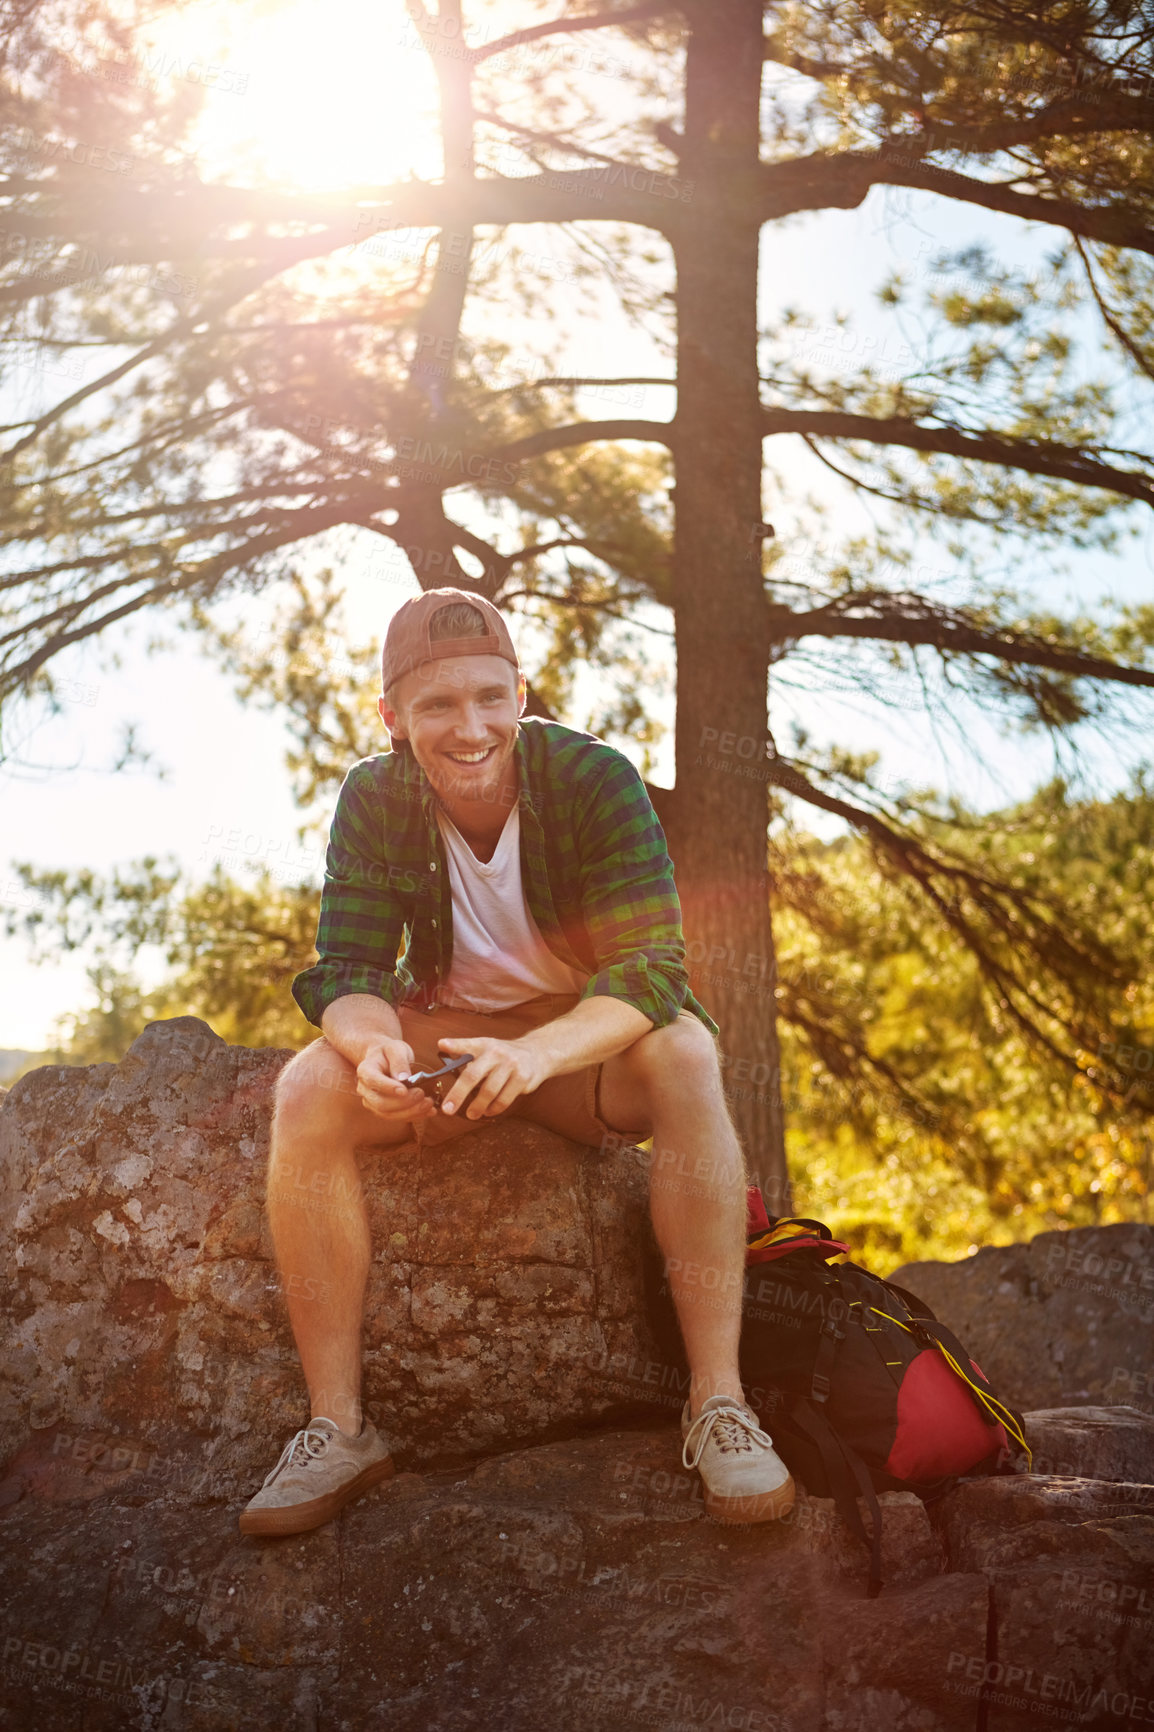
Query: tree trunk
395 0 478 593
666 0 790 1208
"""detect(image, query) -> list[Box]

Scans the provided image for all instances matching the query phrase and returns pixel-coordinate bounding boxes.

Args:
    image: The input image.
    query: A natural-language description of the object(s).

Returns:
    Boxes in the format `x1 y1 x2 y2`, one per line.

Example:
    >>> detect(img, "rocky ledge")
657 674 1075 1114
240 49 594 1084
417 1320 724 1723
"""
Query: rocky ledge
0 1019 1151 1731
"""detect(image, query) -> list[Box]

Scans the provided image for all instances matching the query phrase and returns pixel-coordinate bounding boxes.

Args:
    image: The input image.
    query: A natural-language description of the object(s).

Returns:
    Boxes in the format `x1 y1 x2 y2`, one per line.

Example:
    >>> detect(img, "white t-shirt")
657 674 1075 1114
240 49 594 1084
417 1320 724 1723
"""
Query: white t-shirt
435 803 588 1011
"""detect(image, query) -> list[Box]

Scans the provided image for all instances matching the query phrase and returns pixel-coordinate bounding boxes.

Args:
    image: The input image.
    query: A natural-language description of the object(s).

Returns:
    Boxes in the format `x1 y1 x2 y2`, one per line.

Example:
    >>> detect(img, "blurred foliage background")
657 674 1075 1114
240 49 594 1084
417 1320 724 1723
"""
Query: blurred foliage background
7 768 1152 1273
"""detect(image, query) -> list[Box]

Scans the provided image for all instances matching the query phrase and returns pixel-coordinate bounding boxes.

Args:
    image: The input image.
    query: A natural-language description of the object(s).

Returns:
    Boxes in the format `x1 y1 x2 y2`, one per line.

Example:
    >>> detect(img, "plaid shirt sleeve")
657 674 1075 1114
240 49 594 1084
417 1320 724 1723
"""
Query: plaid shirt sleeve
291 763 411 1027
572 749 714 1033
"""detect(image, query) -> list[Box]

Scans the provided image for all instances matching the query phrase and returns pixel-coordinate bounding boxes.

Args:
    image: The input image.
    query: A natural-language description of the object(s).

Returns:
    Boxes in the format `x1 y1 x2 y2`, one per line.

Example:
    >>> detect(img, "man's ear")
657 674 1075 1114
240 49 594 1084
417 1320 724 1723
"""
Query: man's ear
378 692 407 741
516 674 528 716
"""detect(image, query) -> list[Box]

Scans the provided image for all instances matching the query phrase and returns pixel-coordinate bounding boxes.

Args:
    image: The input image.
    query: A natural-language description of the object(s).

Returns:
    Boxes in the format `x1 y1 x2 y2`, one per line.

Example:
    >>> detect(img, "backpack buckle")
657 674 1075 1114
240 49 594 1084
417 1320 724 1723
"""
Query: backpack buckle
812 1313 844 1404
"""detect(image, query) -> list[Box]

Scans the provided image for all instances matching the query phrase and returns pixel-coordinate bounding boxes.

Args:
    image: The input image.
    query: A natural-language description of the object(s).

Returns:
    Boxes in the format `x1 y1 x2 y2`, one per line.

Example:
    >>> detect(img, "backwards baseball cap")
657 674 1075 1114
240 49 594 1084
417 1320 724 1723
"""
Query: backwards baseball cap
381 587 521 696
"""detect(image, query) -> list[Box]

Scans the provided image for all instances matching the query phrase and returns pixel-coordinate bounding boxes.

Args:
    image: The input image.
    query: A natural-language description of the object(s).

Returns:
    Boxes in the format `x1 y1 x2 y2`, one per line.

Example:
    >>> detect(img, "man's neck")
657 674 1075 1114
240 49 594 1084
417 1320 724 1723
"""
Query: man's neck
440 799 513 862
436 762 520 859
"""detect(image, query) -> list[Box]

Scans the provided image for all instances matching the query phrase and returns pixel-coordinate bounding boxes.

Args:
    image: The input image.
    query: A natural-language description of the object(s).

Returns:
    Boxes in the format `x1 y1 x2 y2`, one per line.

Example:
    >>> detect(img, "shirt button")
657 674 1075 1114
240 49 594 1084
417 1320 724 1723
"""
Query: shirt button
431 918 438 927
429 860 437 870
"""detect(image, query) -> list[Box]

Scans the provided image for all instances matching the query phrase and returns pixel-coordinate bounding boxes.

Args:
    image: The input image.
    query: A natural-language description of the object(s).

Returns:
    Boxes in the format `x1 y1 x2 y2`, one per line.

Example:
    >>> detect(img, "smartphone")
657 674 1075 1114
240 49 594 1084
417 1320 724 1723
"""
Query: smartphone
404 1054 473 1086
402 1053 475 1101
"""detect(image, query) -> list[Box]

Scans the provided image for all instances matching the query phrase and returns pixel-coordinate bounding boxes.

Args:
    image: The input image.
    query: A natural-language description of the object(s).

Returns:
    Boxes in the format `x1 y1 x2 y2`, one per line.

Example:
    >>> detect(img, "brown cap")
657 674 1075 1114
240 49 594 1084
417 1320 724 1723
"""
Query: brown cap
381 587 520 695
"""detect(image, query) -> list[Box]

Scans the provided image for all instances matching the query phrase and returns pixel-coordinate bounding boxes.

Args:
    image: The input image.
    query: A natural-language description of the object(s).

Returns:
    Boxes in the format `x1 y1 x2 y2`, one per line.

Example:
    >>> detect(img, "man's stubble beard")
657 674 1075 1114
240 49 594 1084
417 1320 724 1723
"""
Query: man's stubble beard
431 727 521 811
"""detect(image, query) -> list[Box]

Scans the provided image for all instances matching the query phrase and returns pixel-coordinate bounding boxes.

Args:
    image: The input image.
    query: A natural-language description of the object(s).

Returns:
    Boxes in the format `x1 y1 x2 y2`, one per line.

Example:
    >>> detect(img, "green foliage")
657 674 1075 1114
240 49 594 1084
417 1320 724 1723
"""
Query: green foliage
48 966 168 1066
11 775 1153 1275
774 774 1154 1271
4 859 320 1056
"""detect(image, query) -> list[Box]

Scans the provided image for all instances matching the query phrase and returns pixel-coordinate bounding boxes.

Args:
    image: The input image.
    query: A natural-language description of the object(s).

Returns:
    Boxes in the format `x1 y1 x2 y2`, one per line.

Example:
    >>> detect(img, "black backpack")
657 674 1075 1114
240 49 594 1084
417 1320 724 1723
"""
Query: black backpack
646 1190 1031 1594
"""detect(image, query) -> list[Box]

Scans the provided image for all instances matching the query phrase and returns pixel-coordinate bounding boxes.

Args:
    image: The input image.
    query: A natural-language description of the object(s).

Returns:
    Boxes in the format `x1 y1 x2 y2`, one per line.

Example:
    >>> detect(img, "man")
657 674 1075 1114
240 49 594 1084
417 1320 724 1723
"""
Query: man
240 587 794 1536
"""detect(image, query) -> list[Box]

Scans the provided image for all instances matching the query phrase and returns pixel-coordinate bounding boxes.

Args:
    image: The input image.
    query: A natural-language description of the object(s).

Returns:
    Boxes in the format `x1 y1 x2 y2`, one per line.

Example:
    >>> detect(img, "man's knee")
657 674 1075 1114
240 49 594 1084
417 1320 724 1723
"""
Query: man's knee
628 1016 721 1092
271 1040 412 1161
274 1038 361 1124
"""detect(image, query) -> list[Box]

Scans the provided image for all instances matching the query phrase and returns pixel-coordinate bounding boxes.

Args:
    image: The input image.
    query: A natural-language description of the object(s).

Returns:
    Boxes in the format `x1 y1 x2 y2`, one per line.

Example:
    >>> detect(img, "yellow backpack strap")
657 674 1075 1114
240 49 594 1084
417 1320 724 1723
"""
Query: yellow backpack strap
870 1307 1033 1470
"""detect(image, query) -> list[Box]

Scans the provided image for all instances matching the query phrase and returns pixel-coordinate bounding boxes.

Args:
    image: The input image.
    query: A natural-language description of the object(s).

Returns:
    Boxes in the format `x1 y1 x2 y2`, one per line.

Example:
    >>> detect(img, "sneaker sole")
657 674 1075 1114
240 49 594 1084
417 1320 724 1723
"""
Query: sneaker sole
702 1472 797 1525
238 1454 396 1537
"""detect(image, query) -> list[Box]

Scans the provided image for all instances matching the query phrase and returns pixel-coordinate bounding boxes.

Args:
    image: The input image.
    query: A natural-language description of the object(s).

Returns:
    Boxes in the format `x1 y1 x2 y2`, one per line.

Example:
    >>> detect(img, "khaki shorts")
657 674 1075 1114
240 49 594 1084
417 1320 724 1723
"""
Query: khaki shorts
395 990 667 1150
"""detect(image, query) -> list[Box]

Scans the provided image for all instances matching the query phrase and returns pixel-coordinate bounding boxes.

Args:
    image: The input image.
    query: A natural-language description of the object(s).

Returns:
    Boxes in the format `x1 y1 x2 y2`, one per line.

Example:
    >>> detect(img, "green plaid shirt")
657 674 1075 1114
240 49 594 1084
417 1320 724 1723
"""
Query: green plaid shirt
292 717 718 1037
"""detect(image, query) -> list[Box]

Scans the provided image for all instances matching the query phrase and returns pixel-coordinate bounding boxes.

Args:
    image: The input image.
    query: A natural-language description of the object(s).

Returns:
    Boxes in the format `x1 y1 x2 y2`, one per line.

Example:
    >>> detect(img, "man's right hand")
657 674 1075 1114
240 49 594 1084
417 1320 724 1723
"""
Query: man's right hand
354 1038 439 1124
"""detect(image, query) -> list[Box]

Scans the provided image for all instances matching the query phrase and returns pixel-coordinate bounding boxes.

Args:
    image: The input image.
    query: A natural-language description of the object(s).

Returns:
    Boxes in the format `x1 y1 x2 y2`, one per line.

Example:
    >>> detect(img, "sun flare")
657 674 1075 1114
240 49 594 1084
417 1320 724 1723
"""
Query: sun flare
137 0 445 191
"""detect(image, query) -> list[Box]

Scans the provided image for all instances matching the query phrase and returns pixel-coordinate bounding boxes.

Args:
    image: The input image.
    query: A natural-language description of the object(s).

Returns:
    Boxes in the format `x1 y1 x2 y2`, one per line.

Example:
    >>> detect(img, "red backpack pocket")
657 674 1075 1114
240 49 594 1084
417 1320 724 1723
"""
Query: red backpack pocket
885 1347 1008 1481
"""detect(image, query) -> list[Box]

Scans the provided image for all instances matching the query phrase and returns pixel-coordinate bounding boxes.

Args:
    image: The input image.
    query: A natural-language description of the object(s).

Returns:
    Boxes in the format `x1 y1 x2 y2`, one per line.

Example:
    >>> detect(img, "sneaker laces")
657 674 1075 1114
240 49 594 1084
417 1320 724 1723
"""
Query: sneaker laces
261 1421 334 1488
682 1401 774 1471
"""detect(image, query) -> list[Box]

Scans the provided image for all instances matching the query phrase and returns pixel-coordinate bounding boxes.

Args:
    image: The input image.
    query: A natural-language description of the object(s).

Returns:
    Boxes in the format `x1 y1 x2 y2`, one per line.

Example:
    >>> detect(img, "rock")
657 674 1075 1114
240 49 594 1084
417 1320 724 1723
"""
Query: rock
1023 1406 1154 1483
0 1018 675 1505
3 1021 1153 1728
5 1417 1147 1732
932 1476 1154 1732
0 1422 983 1732
820 1574 990 1732
891 1224 1154 1412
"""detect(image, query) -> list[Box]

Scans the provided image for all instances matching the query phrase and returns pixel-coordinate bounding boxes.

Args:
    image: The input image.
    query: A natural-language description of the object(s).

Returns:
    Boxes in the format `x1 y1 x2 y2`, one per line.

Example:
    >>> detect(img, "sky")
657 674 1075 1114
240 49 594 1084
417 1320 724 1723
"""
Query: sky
2 0 1152 1051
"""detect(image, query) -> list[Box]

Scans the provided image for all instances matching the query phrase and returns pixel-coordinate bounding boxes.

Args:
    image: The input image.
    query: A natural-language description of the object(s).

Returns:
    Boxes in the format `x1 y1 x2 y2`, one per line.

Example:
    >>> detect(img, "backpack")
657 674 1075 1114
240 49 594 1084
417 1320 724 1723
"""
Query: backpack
645 1187 1031 1595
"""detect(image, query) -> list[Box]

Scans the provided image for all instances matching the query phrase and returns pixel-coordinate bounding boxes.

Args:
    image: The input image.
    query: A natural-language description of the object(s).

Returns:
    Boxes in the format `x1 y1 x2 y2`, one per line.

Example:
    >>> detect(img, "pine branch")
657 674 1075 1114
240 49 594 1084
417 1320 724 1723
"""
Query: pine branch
763 751 1126 1079
484 375 675 397
761 406 1154 507
772 590 1154 692
467 1 674 66
0 497 365 696
493 418 674 462
752 148 1154 255
1072 235 1154 385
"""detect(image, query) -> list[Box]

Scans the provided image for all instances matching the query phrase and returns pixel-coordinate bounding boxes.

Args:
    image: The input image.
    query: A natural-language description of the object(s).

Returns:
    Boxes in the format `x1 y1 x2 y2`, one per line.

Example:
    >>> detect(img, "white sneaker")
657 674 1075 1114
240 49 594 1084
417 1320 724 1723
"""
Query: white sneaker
681 1395 796 1524
239 1417 394 1537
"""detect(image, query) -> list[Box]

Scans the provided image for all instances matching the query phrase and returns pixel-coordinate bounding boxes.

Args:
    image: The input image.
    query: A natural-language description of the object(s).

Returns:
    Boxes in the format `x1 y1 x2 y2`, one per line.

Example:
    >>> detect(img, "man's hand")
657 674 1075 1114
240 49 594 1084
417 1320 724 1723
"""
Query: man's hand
434 1036 552 1121
354 1037 439 1125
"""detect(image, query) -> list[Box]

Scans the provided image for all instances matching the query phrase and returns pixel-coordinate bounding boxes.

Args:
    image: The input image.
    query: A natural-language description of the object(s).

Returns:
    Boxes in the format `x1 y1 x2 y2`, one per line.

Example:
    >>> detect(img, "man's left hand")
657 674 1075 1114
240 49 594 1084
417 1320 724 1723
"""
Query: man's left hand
434 1036 551 1120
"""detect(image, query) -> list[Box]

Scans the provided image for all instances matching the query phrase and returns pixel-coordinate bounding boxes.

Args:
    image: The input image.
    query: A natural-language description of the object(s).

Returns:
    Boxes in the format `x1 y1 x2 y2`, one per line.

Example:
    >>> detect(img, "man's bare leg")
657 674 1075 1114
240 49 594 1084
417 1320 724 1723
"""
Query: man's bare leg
267 1039 409 1436
599 1018 748 1419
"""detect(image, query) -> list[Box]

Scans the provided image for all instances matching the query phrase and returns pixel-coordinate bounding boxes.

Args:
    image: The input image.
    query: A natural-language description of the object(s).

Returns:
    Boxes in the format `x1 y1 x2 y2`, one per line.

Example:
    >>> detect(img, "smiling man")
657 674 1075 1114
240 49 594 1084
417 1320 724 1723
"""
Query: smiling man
239 588 794 1537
